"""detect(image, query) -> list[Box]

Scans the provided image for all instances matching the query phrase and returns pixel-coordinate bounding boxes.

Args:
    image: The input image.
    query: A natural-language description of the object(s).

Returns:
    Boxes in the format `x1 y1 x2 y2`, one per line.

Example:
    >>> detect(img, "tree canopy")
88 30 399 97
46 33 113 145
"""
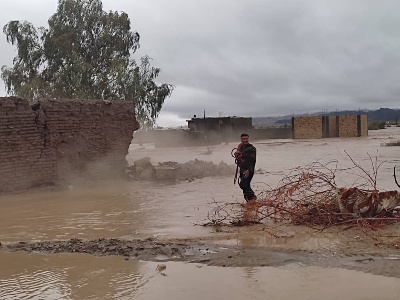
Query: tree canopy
1 0 173 128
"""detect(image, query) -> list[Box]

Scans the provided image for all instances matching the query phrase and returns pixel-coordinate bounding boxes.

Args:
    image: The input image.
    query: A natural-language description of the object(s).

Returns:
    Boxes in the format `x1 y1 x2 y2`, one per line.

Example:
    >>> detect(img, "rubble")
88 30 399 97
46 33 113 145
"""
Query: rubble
126 158 236 181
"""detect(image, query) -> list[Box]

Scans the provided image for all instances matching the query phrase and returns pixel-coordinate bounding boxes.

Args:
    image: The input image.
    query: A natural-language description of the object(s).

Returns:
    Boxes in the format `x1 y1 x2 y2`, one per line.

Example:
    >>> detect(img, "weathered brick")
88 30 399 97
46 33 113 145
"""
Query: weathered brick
293 117 323 139
0 97 139 193
292 115 368 139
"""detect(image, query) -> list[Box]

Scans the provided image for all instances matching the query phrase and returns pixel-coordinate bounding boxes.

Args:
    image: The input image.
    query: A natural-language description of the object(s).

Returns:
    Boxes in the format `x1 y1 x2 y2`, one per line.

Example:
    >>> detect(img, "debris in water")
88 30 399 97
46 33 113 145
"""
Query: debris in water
156 264 167 272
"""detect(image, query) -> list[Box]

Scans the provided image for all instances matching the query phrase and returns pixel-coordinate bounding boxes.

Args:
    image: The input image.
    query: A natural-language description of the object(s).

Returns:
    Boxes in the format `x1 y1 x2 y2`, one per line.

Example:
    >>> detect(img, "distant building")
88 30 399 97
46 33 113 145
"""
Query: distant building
187 116 252 133
291 114 368 139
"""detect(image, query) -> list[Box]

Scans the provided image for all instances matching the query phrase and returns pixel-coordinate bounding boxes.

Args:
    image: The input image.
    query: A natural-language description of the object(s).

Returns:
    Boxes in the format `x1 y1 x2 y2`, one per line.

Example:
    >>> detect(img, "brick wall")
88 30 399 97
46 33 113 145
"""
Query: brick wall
292 114 367 139
0 97 138 193
360 114 368 137
133 127 292 147
338 115 358 137
292 117 323 139
328 116 338 137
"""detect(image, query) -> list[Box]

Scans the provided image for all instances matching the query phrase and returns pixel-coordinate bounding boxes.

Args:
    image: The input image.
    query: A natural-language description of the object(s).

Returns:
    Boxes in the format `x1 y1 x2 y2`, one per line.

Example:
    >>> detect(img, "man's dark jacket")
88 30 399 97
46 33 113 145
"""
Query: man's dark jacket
238 143 256 173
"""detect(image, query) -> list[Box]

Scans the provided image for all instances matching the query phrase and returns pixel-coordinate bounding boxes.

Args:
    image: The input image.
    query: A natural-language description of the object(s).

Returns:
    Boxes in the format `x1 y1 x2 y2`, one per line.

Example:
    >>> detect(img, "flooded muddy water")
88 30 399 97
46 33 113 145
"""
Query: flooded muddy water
1 127 400 299
2 252 400 300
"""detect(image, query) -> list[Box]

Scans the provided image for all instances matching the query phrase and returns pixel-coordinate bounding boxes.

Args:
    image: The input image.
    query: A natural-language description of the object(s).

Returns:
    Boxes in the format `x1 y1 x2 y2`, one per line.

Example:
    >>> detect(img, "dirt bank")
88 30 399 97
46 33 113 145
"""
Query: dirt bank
2 238 400 278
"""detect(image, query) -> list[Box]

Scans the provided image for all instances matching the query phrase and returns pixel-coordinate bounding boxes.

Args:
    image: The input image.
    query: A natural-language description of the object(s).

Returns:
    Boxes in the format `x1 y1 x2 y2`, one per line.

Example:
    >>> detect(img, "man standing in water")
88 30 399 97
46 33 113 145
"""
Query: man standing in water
235 133 257 202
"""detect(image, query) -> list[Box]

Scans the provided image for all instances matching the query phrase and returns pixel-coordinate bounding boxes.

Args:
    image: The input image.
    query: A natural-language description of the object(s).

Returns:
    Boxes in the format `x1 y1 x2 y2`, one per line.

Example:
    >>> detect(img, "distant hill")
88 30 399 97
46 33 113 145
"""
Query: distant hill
253 108 400 127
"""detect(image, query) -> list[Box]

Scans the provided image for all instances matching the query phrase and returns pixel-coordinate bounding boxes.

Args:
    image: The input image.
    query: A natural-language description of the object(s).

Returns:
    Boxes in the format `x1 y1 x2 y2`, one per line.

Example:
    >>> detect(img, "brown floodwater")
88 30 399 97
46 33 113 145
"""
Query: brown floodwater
1 127 400 299
1 252 400 300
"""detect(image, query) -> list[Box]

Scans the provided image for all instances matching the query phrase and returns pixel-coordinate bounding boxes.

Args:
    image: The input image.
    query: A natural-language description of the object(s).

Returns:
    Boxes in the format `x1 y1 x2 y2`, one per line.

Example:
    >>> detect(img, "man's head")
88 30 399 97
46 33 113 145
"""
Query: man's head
240 133 249 144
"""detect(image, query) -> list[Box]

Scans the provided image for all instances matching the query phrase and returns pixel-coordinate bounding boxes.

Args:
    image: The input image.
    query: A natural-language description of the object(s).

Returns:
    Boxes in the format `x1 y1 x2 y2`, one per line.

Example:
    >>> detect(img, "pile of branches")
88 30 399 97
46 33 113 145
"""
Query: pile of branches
204 152 400 229
381 140 400 147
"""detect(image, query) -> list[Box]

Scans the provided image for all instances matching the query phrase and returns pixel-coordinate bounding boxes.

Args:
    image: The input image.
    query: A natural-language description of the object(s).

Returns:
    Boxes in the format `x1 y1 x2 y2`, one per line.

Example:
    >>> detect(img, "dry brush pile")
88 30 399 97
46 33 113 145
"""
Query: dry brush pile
204 152 400 229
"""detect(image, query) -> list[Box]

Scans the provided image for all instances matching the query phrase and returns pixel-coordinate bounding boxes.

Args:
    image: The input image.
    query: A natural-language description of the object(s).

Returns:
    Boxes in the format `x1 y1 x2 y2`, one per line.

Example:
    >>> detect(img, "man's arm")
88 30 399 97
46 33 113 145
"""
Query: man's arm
249 146 257 173
246 146 256 173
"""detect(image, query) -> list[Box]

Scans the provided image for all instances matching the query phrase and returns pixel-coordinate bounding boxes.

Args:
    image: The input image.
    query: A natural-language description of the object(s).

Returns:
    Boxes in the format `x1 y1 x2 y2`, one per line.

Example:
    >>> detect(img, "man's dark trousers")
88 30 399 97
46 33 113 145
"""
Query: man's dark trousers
239 171 255 201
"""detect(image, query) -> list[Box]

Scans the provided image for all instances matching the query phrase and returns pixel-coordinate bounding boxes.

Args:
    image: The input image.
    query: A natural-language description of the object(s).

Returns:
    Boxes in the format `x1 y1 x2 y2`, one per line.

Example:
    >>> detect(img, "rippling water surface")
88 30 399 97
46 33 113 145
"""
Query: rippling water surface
1 252 400 300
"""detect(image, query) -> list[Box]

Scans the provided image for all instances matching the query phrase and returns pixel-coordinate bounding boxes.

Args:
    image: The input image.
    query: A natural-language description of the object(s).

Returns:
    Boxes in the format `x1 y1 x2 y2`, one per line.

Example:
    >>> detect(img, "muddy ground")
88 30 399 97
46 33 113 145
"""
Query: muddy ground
2 237 400 278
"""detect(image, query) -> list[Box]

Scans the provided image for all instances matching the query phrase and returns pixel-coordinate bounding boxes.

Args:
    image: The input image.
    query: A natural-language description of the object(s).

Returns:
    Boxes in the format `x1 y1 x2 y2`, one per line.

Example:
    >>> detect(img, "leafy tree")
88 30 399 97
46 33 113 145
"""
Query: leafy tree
1 0 173 128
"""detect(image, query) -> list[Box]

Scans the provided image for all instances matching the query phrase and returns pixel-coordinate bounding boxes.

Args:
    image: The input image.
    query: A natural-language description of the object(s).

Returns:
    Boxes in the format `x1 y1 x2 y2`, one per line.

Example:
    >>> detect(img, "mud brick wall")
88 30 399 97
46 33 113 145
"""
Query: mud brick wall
360 114 368 137
292 117 322 139
338 115 358 137
0 97 138 193
0 97 57 192
292 114 368 139
328 116 338 137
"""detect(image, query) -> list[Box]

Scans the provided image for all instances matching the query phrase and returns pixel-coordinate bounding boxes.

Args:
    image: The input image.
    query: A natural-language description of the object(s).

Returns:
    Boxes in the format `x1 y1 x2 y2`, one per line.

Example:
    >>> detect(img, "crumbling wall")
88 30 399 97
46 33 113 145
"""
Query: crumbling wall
292 117 322 139
0 97 57 192
0 97 138 193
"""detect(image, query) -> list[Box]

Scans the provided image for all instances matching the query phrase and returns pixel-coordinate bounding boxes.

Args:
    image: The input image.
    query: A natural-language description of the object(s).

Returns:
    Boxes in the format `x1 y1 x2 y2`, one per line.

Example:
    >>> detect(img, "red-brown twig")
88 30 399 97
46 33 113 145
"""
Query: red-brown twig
201 153 400 231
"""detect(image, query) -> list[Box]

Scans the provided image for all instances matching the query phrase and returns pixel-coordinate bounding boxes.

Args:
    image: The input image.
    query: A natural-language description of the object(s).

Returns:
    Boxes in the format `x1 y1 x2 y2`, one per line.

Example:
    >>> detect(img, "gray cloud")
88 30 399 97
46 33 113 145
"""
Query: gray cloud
1 0 400 126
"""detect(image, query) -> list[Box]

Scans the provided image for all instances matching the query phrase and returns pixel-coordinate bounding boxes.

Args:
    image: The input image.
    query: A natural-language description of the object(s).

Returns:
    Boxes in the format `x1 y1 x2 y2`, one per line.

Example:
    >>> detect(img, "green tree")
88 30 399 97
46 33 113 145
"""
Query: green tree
1 0 173 128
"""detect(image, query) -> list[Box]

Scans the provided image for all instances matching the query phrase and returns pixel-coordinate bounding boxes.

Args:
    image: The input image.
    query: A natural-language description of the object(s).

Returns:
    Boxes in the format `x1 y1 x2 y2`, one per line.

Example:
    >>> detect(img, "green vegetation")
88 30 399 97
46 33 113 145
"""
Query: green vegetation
1 0 173 128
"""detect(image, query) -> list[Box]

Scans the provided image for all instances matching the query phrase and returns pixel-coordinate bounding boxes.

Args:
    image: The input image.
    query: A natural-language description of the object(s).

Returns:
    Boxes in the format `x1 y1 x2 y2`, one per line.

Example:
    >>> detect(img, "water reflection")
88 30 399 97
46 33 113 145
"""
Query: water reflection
2 253 400 300
0 252 147 300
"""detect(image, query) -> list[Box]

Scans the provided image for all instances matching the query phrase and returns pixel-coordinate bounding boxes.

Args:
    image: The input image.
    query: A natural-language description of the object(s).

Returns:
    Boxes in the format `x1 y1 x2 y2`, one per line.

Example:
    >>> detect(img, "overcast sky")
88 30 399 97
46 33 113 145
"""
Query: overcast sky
1 0 400 126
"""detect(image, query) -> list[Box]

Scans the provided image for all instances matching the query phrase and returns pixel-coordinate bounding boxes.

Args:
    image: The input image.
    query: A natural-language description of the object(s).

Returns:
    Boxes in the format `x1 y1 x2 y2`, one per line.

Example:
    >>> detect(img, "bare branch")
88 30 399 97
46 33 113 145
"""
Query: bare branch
200 153 400 231
394 166 400 189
